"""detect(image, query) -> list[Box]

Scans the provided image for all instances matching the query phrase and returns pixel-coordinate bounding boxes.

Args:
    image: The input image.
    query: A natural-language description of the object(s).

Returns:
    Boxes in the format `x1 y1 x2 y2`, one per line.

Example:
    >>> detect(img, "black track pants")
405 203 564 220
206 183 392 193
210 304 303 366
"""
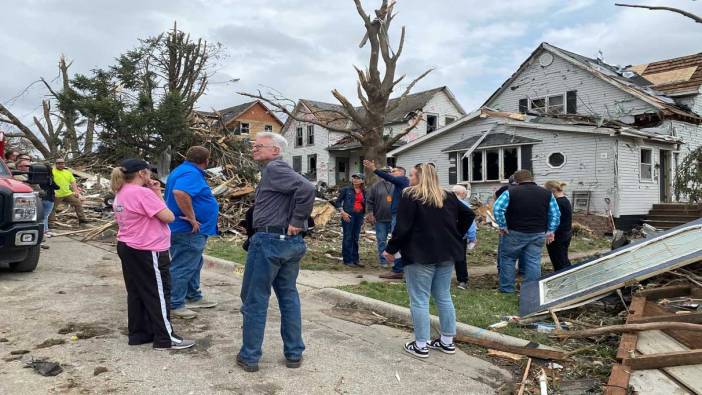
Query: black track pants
117 242 176 348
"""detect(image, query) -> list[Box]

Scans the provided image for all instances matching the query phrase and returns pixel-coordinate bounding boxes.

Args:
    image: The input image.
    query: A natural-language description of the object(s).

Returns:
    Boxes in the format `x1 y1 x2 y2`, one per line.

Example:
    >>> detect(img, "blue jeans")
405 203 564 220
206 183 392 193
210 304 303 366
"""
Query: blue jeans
341 212 364 264
239 232 306 364
42 200 54 233
169 232 208 309
497 235 525 276
498 230 545 293
375 221 392 264
391 215 403 273
404 262 456 342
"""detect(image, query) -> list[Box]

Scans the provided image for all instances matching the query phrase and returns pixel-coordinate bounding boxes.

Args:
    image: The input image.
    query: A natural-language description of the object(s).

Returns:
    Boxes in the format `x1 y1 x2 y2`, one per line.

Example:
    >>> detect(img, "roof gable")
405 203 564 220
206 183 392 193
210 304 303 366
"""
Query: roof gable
483 42 701 123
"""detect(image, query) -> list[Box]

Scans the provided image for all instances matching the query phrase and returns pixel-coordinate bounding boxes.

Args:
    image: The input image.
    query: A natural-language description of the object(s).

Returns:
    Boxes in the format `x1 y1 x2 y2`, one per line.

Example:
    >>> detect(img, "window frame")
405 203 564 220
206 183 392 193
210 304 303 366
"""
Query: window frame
640 147 654 183
264 124 273 132
307 154 317 180
426 113 439 133
445 116 456 125
295 126 304 147
459 145 524 184
292 155 302 173
240 122 250 134
528 93 566 115
547 151 567 169
306 125 314 145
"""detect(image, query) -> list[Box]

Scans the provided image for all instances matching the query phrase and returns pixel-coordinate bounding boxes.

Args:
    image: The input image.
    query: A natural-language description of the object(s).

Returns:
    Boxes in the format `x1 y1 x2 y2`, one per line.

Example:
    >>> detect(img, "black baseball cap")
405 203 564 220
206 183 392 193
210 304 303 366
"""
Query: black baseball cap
121 159 150 173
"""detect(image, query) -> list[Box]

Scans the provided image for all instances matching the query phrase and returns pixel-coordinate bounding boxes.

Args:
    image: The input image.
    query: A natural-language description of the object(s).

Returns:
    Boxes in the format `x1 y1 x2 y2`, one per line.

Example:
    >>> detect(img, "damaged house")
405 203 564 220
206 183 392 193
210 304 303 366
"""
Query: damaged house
389 43 702 230
197 100 284 139
282 86 465 186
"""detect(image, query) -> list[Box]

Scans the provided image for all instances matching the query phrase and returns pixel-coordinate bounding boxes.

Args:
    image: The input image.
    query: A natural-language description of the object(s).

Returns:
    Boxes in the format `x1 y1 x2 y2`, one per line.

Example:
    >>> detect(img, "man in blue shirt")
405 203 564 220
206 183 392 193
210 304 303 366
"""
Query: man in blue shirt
493 170 560 293
165 146 220 319
363 160 409 280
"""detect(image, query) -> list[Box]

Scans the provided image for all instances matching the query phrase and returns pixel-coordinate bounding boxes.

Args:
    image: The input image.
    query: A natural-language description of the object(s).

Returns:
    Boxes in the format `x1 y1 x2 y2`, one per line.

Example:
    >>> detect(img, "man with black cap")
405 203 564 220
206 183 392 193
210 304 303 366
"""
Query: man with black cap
112 159 195 351
336 173 366 267
365 168 394 268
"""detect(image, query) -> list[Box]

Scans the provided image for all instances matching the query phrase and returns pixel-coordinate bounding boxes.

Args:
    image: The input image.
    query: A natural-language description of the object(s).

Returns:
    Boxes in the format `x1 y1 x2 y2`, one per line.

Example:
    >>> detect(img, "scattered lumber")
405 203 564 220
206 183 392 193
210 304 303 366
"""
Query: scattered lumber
516 358 532 395
553 322 702 338
622 349 702 370
454 335 568 361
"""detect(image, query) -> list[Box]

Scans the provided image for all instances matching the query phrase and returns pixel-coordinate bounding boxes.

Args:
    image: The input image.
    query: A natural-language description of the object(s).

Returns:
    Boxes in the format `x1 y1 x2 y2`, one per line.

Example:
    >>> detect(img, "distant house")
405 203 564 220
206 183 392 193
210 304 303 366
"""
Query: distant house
281 86 465 186
199 100 283 139
389 43 702 230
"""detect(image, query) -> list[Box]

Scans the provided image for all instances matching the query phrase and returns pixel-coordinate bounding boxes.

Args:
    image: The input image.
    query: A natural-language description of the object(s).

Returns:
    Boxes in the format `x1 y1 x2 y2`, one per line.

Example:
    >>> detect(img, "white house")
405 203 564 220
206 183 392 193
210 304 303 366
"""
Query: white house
389 43 702 230
281 86 465 186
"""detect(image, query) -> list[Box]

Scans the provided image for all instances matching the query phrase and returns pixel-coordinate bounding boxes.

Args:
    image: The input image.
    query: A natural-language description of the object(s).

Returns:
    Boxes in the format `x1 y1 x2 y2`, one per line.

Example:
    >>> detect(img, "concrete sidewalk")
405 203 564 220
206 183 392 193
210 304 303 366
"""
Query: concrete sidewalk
0 237 511 394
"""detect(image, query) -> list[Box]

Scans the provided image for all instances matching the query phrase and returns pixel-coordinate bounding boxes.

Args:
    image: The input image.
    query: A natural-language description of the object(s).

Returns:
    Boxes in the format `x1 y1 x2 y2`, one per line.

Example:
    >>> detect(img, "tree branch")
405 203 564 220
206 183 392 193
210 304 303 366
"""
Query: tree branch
237 91 363 140
615 3 702 23
0 103 50 158
386 68 433 114
384 110 423 148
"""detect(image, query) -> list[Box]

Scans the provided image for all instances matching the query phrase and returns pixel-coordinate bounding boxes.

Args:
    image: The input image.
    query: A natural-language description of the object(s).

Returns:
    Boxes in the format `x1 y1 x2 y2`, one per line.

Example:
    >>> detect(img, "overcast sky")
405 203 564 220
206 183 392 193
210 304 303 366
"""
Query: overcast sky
2 0 702 128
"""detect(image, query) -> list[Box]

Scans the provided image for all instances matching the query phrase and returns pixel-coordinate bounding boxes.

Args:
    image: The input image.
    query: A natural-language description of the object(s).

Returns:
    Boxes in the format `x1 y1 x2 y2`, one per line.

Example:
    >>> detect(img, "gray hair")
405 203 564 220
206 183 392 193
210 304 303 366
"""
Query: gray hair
257 132 288 153
452 184 467 195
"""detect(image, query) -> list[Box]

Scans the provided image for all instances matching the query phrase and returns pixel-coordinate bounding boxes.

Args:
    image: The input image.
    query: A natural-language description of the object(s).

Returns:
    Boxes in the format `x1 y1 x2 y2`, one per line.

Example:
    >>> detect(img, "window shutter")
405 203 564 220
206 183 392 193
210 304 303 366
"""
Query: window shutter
448 152 458 184
521 145 533 173
566 91 577 114
518 98 528 114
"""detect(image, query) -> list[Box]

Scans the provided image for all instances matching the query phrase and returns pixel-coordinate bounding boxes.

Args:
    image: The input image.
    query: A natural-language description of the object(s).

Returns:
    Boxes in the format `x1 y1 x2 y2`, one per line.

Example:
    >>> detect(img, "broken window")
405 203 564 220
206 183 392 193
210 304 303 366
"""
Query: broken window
295 127 303 147
548 152 566 168
486 149 500 181
240 123 250 134
504 148 519 178
426 114 438 133
445 116 456 125
641 148 653 181
292 156 302 173
547 95 564 114
264 125 273 132
307 125 314 145
471 152 483 182
461 155 469 182
529 94 565 115
307 154 317 180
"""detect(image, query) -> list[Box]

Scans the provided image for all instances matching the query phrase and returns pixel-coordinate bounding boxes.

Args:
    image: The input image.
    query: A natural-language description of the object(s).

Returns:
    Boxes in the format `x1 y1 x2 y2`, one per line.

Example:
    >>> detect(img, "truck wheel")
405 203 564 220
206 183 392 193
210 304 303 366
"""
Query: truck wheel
9 245 40 272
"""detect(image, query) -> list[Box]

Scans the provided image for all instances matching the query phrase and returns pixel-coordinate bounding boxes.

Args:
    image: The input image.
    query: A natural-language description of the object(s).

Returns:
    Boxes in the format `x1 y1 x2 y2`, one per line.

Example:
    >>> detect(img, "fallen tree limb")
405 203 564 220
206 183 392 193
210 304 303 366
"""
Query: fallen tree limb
454 335 568 361
551 322 702 338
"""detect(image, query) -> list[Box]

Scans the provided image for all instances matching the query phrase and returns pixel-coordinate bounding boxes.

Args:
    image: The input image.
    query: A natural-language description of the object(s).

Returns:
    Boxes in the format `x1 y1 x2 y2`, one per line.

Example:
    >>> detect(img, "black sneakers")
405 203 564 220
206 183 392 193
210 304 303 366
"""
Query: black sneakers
403 341 429 358
428 338 456 354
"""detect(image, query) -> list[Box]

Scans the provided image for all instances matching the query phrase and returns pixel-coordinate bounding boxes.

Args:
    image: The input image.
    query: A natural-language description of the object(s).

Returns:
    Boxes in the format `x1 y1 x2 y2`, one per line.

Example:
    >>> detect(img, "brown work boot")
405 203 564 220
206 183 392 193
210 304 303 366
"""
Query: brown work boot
379 271 403 280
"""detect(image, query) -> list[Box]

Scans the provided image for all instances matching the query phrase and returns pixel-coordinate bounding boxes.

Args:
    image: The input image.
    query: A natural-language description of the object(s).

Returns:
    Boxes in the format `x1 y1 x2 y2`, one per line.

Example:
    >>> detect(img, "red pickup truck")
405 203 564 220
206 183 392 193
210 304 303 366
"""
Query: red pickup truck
0 133 48 272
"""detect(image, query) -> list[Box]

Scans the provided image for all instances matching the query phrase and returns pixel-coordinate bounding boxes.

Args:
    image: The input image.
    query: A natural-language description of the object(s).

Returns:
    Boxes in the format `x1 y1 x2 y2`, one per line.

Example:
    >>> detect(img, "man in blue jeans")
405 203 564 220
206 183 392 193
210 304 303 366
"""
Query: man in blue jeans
165 146 220 319
363 160 409 280
493 170 560 293
365 169 394 268
237 132 315 373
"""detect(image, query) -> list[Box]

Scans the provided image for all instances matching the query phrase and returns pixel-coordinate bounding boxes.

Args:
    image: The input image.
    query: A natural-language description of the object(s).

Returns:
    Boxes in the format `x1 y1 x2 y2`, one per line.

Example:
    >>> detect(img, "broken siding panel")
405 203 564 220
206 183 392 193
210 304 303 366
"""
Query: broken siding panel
487 53 657 118
617 138 671 216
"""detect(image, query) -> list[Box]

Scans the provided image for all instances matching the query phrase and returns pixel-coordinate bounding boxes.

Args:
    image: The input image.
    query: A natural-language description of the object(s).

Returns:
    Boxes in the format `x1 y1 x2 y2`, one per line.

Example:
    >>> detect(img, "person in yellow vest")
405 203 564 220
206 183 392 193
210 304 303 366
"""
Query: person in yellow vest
49 158 89 224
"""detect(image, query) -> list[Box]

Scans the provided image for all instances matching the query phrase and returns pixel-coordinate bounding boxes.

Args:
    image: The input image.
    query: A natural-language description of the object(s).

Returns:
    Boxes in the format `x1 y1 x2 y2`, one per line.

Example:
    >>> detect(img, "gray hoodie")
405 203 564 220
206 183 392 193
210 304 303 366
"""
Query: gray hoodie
366 179 394 222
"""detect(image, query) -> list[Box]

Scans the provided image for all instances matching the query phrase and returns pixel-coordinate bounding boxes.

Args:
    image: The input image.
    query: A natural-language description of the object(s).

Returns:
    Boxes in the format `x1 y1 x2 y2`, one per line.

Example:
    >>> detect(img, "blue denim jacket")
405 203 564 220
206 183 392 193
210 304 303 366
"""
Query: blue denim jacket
336 186 366 214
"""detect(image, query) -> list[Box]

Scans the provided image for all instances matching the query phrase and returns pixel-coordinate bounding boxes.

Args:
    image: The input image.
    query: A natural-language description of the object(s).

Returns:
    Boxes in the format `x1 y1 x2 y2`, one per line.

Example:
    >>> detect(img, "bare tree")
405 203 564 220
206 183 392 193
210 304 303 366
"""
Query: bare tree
615 3 702 23
0 100 63 159
241 0 431 166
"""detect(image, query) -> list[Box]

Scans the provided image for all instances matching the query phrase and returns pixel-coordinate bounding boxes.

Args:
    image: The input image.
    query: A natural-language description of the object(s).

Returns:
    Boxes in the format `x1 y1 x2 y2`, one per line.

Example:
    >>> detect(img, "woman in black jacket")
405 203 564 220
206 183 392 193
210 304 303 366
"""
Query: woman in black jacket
383 163 474 358
545 181 572 271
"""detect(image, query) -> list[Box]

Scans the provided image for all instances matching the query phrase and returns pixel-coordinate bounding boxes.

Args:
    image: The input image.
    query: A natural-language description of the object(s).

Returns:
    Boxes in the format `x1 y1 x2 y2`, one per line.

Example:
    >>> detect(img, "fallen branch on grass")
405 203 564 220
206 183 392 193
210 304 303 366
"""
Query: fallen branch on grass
551 322 702 338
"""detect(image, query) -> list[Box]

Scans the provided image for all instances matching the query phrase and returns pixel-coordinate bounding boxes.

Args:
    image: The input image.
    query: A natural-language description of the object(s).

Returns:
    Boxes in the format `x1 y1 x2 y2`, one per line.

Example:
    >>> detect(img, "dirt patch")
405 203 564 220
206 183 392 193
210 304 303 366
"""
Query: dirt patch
35 338 66 349
58 322 112 339
94 366 108 376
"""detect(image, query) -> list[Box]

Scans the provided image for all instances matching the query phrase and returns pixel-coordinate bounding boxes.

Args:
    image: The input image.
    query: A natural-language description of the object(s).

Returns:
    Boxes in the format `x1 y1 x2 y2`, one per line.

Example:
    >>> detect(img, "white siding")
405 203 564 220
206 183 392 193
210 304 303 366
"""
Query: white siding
394 120 628 216
487 50 657 119
388 90 465 142
616 138 674 215
282 120 334 185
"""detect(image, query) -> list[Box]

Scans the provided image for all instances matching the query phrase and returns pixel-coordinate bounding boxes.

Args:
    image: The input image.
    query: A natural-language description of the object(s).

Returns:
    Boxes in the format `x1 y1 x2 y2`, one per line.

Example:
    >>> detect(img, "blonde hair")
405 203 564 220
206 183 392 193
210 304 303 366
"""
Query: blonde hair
404 163 446 208
544 180 567 192
110 167 137 193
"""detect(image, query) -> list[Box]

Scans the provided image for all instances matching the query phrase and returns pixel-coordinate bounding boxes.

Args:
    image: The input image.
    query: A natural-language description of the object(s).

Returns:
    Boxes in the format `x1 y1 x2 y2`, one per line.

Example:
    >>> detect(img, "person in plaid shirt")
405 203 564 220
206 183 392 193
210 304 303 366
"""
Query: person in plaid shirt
492 170 560 293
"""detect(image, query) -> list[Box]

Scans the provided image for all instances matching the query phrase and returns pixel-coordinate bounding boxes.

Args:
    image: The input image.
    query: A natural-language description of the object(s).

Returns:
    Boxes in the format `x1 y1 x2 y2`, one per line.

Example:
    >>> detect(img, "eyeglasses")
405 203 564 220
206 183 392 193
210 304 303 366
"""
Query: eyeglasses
252 144 276 150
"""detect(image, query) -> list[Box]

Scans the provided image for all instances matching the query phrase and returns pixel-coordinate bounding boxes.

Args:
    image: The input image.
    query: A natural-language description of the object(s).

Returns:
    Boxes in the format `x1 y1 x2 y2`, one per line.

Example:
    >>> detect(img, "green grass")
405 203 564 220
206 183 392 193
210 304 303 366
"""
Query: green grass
340 281 551 344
